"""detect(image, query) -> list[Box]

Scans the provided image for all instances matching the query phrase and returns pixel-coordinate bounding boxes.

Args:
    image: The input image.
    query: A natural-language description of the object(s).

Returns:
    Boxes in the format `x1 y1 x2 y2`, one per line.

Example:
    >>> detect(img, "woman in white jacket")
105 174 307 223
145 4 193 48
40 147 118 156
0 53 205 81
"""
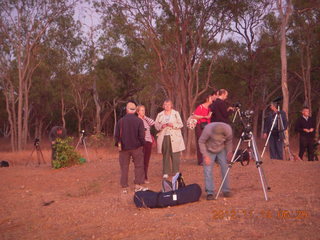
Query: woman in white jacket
155 100 185 178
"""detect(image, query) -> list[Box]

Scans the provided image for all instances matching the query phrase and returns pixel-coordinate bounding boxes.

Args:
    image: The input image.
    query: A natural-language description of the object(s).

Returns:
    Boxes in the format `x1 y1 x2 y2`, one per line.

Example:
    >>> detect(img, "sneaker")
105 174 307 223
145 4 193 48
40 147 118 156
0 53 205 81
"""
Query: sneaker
223 192 232 198
206 194 215 200
134 185 148 192
163 174 169 179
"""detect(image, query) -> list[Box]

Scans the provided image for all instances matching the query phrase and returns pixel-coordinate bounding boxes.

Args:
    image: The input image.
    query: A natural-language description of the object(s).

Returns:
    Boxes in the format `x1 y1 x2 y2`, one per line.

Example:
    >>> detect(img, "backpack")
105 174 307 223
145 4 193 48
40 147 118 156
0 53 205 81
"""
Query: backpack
161 172 186 192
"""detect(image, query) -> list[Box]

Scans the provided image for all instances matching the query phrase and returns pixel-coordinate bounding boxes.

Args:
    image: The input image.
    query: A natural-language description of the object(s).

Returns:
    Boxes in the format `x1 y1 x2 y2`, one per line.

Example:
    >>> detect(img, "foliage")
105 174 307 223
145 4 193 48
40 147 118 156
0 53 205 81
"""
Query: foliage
52 137 83 169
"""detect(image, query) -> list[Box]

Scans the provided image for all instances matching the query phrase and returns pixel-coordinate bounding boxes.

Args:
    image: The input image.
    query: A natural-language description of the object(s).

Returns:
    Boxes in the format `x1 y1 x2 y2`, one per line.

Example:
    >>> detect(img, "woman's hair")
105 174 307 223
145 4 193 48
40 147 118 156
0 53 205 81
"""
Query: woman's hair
136 105 145 113
199 94 211 104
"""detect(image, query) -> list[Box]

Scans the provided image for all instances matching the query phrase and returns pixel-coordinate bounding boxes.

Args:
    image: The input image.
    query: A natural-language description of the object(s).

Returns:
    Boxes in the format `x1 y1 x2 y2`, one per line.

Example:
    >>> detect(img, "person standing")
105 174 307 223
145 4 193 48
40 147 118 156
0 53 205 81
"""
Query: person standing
210 89 234 124
49 126 67 166
114 102 147 193
263 102 288 160
198 122 233 200
155 100 185 179
192 94 213 165
295 107 316 161
136 105 155 183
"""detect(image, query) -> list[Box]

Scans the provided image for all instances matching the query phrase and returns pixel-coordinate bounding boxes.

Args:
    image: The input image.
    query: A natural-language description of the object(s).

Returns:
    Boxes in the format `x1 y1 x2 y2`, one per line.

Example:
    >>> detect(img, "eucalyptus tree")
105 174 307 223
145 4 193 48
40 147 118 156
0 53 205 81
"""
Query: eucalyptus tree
0 0 76 150
95 0 231 151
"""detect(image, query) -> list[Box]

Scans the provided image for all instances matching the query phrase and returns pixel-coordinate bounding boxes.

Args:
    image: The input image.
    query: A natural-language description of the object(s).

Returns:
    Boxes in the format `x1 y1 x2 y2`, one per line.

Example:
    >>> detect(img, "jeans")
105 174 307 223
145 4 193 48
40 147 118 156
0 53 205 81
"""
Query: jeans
203 149 230 195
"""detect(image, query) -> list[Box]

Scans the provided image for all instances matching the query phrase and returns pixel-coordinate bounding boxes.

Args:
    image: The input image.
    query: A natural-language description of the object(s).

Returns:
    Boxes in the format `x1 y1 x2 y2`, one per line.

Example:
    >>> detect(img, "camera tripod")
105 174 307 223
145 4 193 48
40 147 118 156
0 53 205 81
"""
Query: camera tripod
261 106 290 159
215 130 271 201
29 139 46 165
75 131 90 162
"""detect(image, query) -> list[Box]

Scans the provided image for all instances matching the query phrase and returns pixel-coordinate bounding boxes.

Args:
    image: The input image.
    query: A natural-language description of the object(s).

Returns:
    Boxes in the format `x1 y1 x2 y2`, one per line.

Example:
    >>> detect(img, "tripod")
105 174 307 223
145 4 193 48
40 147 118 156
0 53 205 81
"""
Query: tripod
215 130 271 201
232 107 242 123
29 139 46 165
261 106 287 159
75 131 90 162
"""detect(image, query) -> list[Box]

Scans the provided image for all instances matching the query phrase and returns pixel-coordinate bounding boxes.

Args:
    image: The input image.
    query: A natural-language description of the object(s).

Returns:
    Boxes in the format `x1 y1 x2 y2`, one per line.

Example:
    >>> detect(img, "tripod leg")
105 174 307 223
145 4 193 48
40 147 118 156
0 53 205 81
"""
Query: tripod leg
75 136 82 150
261 114 278 158
251 135 269 200
38 147 46 164
83 140 90 162
215 136 243 199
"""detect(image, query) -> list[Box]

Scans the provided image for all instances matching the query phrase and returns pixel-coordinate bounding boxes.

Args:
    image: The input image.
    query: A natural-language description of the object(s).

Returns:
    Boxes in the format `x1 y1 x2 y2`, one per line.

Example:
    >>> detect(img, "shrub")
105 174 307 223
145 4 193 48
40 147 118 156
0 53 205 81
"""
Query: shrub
52 137 83 169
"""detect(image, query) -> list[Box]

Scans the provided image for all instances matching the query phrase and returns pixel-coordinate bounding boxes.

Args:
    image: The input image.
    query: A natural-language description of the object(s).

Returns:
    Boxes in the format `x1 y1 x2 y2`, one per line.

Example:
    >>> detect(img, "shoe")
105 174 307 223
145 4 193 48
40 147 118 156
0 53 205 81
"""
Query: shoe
206 194 215 200
163 174 169 179
122 188 128 194
223 192 232 198
144 180 150 184
135 185 148 192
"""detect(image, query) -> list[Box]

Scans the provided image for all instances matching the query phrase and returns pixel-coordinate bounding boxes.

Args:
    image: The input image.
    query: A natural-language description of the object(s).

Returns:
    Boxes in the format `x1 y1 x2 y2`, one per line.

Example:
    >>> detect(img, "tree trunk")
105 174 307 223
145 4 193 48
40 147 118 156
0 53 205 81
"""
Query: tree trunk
92 79 102 134
278 0 293 160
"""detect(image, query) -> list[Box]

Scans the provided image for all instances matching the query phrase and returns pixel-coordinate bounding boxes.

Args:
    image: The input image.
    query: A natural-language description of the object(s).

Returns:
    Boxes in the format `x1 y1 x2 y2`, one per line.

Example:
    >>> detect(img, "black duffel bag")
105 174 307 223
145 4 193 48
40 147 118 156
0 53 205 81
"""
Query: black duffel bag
134 184 202 208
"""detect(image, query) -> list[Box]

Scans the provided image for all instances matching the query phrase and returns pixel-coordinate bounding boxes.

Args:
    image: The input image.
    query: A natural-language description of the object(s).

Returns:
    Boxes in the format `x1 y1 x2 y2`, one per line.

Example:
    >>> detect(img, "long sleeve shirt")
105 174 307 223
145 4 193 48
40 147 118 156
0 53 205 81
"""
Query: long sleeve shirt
198 122 233 157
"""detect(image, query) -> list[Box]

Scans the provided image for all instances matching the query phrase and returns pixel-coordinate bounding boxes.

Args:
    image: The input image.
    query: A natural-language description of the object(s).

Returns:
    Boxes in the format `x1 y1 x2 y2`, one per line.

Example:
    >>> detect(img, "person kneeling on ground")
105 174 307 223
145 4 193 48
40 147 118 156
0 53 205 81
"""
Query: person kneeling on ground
198 122 233 200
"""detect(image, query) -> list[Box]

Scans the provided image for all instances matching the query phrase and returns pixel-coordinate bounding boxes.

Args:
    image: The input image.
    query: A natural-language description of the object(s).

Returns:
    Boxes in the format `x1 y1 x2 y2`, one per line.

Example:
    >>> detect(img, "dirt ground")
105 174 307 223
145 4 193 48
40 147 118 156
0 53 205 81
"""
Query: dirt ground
0 139 319 240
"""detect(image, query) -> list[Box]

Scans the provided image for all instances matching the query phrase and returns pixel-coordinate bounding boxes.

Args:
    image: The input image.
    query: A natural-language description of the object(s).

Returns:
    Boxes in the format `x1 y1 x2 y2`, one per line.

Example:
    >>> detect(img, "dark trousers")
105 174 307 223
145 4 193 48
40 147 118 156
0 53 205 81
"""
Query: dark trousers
119 147 145 188
299 136 314 161
195 124 204 165
269 135 284 160
143 141 153 180
162 136 180 175
51 144 57 167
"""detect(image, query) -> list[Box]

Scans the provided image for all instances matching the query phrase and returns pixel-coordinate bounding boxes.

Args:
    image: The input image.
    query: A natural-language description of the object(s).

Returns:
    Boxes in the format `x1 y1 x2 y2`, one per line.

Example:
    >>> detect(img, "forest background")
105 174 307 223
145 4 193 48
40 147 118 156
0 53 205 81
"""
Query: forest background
0 0 319 156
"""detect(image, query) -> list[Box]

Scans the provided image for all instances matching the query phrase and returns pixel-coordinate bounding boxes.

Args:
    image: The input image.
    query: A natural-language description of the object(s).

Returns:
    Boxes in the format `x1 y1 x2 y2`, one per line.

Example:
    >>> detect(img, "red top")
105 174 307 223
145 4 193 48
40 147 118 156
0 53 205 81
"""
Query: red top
193 104 210 124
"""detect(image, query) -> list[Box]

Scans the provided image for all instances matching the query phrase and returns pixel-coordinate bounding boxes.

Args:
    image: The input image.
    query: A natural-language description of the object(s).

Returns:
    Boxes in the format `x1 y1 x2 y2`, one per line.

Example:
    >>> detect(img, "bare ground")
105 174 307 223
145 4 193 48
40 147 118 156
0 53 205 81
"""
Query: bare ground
0 141 319 240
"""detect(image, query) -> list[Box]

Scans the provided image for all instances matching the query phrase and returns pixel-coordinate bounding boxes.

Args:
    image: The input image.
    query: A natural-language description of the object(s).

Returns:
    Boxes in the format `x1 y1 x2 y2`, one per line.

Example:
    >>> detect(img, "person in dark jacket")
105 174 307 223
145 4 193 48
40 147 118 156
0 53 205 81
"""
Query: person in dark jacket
263 102 288 160
295 107 316 161
49 126 67 165
210 89 234 124
114 102 147 193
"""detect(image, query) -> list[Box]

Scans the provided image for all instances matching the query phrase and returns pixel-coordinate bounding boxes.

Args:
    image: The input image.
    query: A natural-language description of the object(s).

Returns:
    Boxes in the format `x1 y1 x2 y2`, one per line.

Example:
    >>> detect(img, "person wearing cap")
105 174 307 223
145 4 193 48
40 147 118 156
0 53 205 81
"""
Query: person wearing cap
49 126 67 166
114 102 147 193
295 107 316 161
263 102 288 160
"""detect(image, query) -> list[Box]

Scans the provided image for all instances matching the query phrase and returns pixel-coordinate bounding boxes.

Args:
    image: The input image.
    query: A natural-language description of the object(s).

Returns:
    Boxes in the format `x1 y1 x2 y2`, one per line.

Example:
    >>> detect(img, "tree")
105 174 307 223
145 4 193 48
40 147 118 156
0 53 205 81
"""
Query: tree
277 0 293 160
96 0 231 152
0 0 76 150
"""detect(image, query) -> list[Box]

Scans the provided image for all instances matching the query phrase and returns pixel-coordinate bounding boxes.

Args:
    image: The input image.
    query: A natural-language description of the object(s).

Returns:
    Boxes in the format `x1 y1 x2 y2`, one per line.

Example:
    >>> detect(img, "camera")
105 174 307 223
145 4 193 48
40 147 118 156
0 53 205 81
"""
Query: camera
34 138 40 146
80 130 87 137
232 102 242 108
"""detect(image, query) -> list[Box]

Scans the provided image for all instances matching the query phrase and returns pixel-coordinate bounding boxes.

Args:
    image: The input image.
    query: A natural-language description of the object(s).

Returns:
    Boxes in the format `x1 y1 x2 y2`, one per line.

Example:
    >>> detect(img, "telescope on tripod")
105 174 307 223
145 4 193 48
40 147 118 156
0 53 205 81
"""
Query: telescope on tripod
217 105 271 201
75 130 90 162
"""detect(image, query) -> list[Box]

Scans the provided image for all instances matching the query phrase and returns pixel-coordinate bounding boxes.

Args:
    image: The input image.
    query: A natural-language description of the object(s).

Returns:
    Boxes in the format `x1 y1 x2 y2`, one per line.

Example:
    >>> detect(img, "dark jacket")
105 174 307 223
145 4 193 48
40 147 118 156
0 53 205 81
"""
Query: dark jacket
263 110 288 138
115 113 145 151
209 98 231 124
295 116 315 138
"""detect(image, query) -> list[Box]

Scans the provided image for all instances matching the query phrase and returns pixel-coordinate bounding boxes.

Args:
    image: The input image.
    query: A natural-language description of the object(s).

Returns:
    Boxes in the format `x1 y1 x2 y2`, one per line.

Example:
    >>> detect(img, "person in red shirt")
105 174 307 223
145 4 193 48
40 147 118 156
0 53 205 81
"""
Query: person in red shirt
192 92 216 165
